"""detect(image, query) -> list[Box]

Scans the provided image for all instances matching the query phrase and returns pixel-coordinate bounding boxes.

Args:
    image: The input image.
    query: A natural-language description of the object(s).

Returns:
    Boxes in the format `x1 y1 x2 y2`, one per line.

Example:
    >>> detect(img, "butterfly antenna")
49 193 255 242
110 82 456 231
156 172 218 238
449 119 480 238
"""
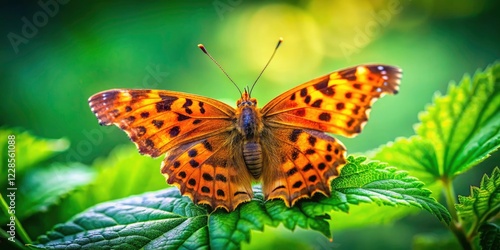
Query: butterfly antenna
198 44 243 96
249 37 283 96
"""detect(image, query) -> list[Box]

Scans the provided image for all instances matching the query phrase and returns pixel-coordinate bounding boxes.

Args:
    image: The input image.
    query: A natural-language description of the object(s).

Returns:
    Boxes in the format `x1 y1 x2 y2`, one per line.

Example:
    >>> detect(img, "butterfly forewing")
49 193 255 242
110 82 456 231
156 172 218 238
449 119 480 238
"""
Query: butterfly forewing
88 89 236 157
261 65 402 137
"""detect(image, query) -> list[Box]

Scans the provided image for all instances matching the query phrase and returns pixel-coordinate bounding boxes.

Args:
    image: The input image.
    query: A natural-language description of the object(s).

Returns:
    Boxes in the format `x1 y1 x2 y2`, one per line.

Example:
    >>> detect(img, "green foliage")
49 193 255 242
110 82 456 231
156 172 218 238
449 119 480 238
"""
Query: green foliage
61 145 165 210
479 223 500 250
24 145 165 238
31 156 449 249
17 163 95 219
456 167 500 239
0 129 94 249
0 128 69 175
375 63 500 181
373 62 500 249
415 63 500 177
0 129 92 223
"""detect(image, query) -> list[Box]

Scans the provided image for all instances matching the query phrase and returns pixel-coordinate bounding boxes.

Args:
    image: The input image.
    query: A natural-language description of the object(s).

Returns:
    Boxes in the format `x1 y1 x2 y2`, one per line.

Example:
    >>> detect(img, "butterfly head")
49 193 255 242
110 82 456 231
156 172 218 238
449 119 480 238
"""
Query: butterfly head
237 88 257 108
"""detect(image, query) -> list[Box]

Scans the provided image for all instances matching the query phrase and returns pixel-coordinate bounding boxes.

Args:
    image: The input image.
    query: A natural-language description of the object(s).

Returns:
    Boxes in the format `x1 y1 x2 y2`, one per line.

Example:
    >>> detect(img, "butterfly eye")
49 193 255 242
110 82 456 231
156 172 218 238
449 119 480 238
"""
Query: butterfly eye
250 98 257 105
237 99 242 106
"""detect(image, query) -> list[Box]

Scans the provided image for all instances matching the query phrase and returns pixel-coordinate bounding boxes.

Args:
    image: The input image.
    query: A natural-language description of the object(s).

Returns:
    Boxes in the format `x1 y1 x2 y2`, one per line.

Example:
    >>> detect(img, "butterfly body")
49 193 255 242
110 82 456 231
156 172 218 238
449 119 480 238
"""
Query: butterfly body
235 91 265 178
89 64 402 211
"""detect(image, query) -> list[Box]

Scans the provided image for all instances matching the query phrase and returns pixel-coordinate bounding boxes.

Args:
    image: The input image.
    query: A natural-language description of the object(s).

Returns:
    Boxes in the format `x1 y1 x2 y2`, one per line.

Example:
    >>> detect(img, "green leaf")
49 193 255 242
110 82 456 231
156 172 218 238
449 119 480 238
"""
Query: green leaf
33 189 209 249
32 156 449 249
24 145 166 238
372 136 439 183
416 63 500 176
374 63 500 179
16 163 95 220
0 128 69 176
329 152 444 230
456 167 500 236
479 223 500 250
329 156 450 224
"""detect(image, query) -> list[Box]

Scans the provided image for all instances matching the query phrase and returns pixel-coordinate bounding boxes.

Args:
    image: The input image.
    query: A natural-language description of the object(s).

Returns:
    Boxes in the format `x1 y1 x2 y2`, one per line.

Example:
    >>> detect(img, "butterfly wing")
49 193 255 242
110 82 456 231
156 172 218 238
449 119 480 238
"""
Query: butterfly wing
89 89 254 210
160 132 253 211
261 65 402 137
260 127 346 206
260 64 402 206
89 89 236 157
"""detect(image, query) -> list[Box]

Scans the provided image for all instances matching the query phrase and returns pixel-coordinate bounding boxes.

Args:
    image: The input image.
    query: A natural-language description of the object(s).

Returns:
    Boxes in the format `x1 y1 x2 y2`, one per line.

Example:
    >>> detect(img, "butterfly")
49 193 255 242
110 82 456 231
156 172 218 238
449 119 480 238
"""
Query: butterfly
88 42 402 212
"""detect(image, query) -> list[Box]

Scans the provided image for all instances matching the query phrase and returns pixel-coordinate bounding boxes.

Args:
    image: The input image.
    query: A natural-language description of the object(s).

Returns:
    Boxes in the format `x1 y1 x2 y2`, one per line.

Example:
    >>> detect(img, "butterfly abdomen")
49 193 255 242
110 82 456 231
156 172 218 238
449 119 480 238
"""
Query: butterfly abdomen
243 141 262 179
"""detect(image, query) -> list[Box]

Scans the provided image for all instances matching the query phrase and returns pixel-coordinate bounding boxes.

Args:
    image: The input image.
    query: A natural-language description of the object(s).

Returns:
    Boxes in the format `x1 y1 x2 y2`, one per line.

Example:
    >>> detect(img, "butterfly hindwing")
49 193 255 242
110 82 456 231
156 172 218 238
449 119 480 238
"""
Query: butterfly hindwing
88 89 236 157
260 127 346 206
160 132 253 211
261 65 402 137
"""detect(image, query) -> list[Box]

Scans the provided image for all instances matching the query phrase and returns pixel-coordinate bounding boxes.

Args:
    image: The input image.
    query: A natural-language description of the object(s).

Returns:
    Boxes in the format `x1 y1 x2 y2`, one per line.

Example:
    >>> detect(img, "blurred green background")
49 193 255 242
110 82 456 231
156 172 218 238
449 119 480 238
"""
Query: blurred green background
1 0 499 249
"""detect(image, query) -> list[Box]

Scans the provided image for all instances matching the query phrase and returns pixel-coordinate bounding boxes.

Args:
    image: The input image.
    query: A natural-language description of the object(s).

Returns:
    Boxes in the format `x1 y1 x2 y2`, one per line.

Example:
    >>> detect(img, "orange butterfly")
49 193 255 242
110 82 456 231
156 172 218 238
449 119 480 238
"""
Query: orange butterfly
88 41 402 211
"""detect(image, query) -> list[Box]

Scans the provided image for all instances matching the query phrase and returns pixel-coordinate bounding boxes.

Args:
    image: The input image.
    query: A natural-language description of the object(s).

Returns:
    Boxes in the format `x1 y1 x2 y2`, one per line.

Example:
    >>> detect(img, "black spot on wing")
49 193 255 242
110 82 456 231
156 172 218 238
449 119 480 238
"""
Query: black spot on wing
311 99 322 108
289 129 301 142
215 174 227 182
313 78 329 90
202 173 213 181
152 120 164 129
156 96 178 112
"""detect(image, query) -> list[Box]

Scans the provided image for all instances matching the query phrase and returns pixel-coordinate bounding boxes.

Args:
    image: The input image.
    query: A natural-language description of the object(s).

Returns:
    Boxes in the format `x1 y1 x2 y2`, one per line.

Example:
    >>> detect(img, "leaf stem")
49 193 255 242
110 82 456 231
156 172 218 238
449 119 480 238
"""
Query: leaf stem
0 229 28 249
441 177 473 250
442 177 458 221
0 193 32 245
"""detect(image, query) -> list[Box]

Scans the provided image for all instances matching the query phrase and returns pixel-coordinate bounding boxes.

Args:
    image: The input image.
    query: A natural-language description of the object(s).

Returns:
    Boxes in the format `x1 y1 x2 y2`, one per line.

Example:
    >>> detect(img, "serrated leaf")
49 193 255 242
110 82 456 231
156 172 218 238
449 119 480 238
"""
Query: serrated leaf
329 156 450 224
32 156 450 249
327 155 444 231
456 167 500 235
416 63 500 177
374 63 500 179
32 189 209 250
0 128 69 176
479 223 500 250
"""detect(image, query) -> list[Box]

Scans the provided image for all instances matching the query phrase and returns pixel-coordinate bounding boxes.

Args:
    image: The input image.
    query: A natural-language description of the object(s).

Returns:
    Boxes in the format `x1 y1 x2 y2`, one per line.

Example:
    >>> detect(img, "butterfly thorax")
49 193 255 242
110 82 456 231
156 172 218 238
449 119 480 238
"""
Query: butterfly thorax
236 92 264 179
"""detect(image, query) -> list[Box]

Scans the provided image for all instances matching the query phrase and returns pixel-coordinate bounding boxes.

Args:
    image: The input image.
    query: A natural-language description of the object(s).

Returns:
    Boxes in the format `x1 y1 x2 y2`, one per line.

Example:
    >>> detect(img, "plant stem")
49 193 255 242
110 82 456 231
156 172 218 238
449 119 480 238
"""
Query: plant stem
0 193 32 245
0 229 28 249
442 177 458 221
441 177 473 250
